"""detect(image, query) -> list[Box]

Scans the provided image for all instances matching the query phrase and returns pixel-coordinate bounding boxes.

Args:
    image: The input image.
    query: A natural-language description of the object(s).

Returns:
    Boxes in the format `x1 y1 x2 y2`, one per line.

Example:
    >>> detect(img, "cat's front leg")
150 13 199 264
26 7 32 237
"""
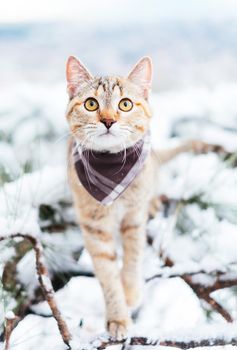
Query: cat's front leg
120 210 147 309
81 221 131 339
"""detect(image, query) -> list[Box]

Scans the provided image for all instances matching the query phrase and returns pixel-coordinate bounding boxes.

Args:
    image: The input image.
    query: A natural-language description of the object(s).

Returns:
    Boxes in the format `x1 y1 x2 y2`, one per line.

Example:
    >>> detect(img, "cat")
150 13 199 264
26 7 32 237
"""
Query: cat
65 56 216 339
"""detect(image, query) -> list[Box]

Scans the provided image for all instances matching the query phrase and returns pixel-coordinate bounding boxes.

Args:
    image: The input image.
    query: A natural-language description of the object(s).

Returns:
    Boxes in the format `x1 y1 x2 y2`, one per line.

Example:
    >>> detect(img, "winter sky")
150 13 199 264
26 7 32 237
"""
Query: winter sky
0 0 237 23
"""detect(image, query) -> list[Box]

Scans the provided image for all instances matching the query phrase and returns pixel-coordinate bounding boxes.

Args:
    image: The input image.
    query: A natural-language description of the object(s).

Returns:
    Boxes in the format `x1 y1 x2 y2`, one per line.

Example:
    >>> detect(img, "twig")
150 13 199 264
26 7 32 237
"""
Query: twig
96 335 237 350
147 270 235 322
151 193 237 322
4 312 17 350
181 271 234 322
149 255 236 323
0 233 72 348
201 295 233 323
145 268 225 283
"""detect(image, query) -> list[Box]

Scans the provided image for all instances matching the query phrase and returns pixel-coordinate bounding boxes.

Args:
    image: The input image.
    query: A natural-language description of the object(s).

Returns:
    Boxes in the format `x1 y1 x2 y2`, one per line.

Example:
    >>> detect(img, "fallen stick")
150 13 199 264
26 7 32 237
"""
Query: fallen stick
96 335 237 350
0 233 72 348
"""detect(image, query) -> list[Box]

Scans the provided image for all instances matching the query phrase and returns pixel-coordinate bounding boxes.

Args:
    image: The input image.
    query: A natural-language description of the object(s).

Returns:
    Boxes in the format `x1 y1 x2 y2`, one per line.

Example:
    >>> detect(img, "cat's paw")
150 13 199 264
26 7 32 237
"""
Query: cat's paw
107 318 131 340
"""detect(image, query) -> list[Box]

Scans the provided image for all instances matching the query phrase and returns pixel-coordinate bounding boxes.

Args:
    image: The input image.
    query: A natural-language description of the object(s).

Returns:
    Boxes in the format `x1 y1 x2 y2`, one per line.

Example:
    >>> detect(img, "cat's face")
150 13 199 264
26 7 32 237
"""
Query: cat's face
66 56 152 152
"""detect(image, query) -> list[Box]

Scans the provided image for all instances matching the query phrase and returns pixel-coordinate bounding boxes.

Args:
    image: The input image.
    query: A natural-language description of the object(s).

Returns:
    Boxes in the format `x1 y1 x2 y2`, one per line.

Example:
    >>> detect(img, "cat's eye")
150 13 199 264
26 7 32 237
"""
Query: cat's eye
84 98 99 111
118 98 133 112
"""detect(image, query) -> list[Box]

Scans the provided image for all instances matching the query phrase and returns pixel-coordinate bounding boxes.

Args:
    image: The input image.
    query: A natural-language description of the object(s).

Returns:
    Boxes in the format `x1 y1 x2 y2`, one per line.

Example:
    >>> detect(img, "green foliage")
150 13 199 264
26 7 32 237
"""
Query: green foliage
0 165 13 185
39 204 57 222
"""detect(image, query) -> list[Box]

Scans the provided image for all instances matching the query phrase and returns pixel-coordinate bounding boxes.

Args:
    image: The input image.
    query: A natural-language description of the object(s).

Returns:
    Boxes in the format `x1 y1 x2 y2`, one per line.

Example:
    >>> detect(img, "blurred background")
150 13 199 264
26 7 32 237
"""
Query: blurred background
1 0 237 180
0 2 237 349
1 0 237 87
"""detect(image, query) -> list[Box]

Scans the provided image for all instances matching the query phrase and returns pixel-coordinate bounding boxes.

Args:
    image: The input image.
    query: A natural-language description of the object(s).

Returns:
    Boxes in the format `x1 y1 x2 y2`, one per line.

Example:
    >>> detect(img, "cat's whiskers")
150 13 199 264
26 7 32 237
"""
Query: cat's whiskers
111 134 128 174
66 130 81 172
83 149 94 187
84 125 97 131
79 133 93 150
54 131 71 145
120 126 135 134
133 142 143 169
75 134 97 186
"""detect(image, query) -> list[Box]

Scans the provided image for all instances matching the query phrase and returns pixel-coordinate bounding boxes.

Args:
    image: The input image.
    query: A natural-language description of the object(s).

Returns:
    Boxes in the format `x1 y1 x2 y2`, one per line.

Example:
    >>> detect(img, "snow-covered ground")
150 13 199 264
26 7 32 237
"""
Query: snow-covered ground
0 77 237 349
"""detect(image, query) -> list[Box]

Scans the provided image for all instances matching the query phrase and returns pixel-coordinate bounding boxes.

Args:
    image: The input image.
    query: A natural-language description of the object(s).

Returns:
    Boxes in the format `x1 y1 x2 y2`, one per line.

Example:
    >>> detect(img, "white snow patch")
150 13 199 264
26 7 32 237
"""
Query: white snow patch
5 311 15 320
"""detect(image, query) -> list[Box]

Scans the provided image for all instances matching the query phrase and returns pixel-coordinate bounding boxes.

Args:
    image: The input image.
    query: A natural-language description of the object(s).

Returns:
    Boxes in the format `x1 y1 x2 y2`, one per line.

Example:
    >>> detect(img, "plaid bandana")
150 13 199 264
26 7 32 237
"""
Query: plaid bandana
73 134 150 205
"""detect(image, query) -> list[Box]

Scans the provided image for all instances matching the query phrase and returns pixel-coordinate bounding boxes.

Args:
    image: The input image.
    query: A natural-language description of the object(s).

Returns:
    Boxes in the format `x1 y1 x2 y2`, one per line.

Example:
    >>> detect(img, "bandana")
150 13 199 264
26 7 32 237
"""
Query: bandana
73 134 150 205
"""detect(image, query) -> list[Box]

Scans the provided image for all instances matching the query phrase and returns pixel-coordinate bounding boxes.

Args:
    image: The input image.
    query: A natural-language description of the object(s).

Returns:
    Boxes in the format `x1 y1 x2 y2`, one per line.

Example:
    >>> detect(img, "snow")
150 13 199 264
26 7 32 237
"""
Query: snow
32 277 104 328
0 209 40 238
151 83 237 150
0 166 70 240
5 311 15 320
9 276 237 349
1 81 237 347
157 323 237 342
6 315 65 350
41 275 53 293
16 250 40 298
0 165 69 210
1 22 237 350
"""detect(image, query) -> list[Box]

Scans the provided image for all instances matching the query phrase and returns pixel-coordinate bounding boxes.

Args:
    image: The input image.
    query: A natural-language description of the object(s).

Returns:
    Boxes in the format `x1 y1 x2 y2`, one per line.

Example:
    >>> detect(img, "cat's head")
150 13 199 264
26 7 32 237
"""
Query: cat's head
65 56 152 153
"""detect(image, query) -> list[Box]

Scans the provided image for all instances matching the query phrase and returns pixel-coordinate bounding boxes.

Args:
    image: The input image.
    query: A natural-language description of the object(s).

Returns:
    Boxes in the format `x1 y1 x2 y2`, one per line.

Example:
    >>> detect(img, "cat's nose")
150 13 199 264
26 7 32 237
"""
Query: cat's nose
100 119 117 129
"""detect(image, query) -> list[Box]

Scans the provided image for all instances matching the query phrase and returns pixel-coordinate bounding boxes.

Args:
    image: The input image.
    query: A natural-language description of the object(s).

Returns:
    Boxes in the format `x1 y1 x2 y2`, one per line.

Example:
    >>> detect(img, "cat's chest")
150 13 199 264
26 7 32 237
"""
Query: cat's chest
113 200 127 223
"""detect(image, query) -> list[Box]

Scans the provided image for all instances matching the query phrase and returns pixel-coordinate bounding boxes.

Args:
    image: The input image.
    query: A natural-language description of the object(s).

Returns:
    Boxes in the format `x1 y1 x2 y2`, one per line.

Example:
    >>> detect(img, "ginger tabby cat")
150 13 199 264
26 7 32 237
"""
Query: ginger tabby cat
66 56 215 339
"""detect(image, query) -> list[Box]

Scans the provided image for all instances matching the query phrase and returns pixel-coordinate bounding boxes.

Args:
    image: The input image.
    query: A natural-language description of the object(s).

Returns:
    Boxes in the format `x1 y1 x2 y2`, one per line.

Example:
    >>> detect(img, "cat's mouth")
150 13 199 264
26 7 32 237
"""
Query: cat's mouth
87 129 131 152
100 130 116 137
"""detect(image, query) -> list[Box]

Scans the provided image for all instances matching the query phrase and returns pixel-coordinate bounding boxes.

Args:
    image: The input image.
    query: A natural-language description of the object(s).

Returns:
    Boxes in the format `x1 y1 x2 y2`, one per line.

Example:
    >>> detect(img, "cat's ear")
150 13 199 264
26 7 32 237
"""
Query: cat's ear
66 56 93 98
127 56 153 99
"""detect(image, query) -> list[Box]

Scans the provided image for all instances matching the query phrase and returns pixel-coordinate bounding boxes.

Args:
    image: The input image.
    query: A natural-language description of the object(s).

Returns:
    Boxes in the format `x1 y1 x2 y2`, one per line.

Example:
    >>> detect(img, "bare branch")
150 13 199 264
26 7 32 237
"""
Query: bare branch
96 335 237 350
0 233 72 348
148 255 236 323
4 312 18 350
202 295 233 323
2 229 237 348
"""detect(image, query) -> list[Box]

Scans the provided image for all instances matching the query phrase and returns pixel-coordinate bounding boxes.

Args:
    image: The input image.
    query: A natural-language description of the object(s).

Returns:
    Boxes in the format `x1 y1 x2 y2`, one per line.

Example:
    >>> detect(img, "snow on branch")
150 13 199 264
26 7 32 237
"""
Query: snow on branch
1 232 237 349
147 256 237 322
146 265 237 292
95 335 237 350
0 233 72 348
94 323 237 349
